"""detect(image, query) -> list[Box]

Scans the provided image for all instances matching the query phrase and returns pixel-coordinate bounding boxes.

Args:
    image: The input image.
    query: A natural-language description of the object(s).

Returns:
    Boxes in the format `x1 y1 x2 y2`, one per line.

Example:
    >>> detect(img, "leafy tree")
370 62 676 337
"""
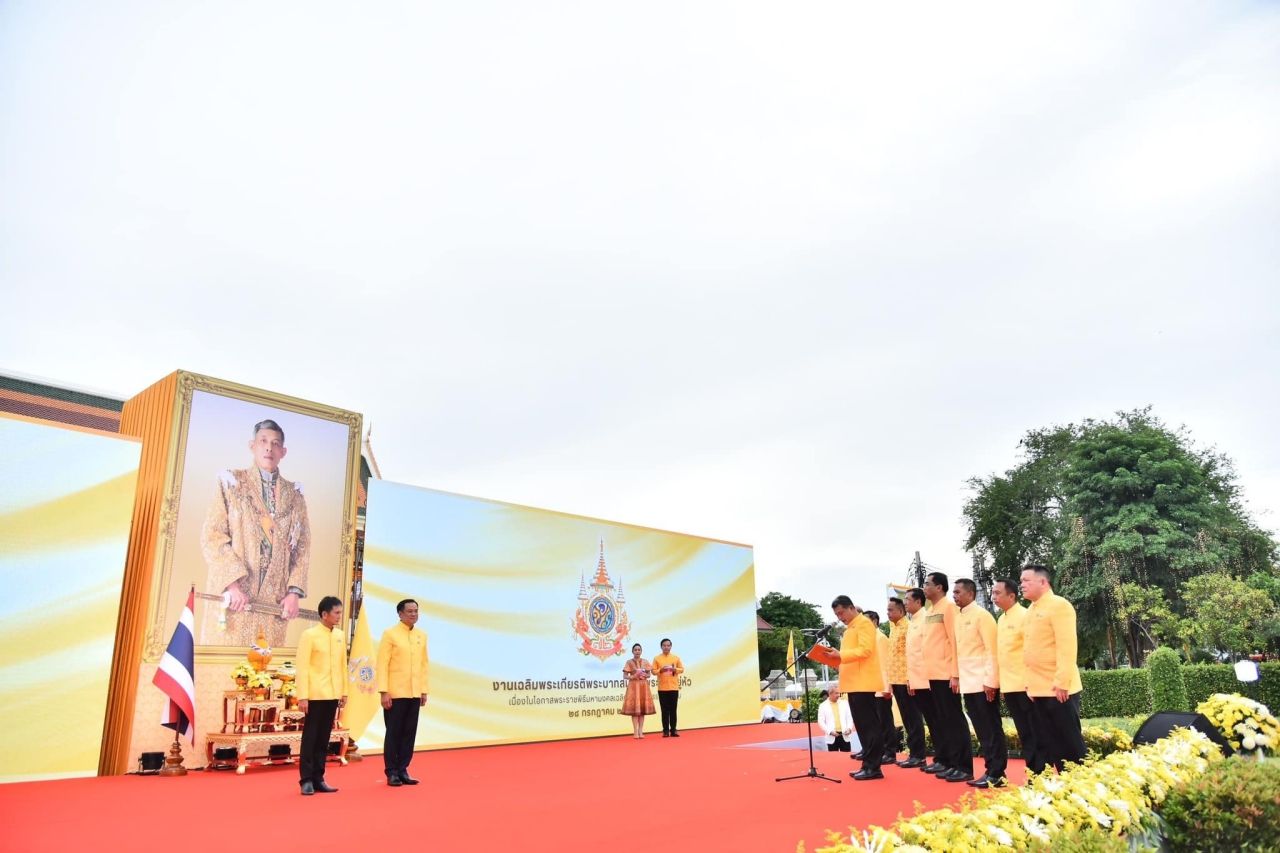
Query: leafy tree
756 591 823 630
964 408 1278 667
1180 572 1280 660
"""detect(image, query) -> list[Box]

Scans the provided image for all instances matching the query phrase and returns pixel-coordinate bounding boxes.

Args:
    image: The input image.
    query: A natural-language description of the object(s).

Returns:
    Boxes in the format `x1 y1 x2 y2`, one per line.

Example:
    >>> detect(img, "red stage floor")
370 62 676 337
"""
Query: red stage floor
0 724 1021 852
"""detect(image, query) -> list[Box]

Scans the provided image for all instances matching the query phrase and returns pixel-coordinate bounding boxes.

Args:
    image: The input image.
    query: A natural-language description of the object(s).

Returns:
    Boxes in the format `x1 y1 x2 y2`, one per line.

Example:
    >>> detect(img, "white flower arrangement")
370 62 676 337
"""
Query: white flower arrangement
1196 692 1279 756
809 728 1223 852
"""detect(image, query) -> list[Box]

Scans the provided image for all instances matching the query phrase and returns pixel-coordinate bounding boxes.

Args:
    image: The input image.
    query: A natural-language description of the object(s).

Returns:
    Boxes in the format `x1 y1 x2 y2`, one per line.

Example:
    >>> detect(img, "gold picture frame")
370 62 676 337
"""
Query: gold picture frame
142 371 361 663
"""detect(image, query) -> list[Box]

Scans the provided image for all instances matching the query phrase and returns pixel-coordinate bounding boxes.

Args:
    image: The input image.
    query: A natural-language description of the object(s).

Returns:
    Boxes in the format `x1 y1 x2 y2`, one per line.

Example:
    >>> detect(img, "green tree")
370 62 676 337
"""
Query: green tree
964 408 1278 667
1180 572 1280 660
756 592 823 629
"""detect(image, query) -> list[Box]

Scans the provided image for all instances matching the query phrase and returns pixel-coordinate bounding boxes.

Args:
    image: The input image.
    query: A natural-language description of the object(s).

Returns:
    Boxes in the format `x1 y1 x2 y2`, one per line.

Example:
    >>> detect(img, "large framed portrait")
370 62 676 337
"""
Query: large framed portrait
144 373 360 661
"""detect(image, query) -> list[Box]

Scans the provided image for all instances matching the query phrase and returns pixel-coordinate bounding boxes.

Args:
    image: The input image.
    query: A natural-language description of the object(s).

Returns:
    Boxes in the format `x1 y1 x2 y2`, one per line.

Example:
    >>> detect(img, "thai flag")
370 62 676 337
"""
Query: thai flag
153 588 197 743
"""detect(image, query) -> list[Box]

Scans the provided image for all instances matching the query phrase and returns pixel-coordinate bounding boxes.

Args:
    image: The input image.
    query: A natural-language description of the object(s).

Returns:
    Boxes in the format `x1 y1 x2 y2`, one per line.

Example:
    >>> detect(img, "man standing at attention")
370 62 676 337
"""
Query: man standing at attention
1021 564 1086 772
296 595 346 796
922 572 973 783
652 638 685 737
953 578 1007 788
993 577 1041 775
817 687 854 751
887 596 927 769
378 598 429 786
905 588 943 773
201 418 311 646
829 595 886 781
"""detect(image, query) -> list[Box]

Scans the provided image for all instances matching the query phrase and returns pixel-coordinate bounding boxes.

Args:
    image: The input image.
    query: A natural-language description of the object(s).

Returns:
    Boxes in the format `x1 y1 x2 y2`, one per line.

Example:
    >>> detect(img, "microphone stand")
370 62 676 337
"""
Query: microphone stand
773 637 840 784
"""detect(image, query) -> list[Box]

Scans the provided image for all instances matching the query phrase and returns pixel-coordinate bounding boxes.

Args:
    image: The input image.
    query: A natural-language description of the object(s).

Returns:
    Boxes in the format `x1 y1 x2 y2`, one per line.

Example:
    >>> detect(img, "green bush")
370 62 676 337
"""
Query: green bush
1080 668 1152 717
1160 757 1280 852
1148 647 1189 712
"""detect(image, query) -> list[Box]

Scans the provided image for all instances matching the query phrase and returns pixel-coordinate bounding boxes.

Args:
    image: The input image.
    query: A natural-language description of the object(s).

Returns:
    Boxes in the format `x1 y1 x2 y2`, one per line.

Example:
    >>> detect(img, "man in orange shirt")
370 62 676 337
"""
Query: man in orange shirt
904 587 944 772
830 595 886 781
993 577 1041 774
652 638 685 737
921 571 973 783
865 611 900 764
1020 564 1086 772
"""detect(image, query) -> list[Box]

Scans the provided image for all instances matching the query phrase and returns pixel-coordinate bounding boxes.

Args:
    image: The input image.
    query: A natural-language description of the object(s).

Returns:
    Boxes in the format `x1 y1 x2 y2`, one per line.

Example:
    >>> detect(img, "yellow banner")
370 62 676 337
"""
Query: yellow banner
360 480 759 750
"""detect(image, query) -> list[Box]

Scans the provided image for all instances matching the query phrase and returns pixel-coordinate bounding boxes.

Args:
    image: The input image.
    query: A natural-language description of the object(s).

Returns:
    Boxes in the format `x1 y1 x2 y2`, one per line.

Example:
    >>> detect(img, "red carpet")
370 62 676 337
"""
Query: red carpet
0 725 1022 852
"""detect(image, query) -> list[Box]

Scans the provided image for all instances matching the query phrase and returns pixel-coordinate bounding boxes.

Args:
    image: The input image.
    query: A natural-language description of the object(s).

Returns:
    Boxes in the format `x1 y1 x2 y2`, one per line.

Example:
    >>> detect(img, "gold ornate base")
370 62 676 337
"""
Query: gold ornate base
158 740 187 777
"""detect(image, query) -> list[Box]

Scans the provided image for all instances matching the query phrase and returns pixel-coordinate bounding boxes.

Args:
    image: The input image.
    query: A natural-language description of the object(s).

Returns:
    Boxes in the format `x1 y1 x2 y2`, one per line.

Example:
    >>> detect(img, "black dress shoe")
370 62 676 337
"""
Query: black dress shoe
315 781 339 793
966 774 990 786
922 763 949 774
300 781 315 796
897 757 925 768
850 769 884 781
881 754 897 764
662 732 670 737
387 776 403 787
967 776 1006 788
852 751 864 760
399 775 419 785
944 770 975 783
670 732 679 737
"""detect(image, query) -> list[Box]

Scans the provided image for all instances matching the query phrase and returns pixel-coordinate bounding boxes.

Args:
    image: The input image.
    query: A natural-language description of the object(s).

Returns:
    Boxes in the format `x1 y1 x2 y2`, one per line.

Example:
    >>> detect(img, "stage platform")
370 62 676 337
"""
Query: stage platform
0 723 1022 852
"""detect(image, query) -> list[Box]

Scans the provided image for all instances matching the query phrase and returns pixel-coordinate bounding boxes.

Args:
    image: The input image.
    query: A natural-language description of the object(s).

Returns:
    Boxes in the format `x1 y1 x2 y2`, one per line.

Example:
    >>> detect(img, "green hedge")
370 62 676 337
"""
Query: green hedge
1080 669 1151 717
1080 661 1280 718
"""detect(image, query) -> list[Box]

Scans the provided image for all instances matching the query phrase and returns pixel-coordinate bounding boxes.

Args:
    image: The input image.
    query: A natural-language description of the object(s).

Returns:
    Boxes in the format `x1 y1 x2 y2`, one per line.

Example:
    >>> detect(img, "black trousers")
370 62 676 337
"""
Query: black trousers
299 699 338 785
876 695 897 757
1031 692 1087 772
383 697 422 779
847 692 884 772
963 691 1008 780
827 733 851 752
658 690 679 734
912 687 943 763
1002 691 1042 774
928 679 973 774
892 684 927 760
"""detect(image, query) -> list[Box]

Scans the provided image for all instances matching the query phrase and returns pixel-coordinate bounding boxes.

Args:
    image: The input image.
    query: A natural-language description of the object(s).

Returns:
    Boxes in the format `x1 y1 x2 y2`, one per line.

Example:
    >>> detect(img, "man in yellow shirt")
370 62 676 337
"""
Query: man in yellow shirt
295 595 347 796
830 595 886 781
865 611 900 764
922 571 973 783
904 588 944 772
952 578 1007 788
887 596 927 768
652 638 685 737
1020 564 1086 772
377 598 429 786
993 577 1042 774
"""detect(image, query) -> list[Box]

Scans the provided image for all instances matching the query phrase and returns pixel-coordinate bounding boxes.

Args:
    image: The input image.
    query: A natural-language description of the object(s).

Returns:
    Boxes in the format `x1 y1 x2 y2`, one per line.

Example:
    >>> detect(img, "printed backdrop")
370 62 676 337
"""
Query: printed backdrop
359 479 759 750
0 414 139 782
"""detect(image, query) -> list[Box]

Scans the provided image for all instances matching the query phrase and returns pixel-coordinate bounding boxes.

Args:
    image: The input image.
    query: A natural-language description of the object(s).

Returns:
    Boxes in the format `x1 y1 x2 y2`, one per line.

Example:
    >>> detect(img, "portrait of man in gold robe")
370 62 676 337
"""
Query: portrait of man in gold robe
199 418 311 646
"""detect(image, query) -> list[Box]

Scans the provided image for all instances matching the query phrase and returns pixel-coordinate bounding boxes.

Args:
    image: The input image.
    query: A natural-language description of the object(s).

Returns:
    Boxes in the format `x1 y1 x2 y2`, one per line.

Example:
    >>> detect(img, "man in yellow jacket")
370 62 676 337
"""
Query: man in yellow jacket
993 577 1041 774
1020 564 1086 772
830 595 886 781
295 595 347 796
377 598 429 786
922 572 973 783
953 578 1007 788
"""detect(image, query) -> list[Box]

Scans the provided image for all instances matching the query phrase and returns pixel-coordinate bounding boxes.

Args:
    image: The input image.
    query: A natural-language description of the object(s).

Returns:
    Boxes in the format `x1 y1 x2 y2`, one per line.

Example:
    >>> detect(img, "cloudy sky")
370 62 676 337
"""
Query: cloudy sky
2 2 1277 617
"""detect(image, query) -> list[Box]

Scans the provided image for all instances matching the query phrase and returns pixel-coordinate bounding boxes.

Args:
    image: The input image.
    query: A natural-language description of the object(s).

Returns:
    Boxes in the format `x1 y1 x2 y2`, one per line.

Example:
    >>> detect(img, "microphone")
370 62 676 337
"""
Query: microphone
812 622 837 642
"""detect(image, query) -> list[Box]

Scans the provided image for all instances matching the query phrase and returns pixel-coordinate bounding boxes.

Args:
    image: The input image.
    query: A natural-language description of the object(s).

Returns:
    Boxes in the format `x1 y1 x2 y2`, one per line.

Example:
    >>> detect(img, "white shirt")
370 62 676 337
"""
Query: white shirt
817 698 853 743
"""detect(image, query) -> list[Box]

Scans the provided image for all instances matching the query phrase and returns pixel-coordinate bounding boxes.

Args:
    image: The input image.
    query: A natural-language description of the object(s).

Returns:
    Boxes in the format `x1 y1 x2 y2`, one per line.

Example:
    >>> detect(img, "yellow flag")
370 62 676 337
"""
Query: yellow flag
342 609 380 740
786 630 796 676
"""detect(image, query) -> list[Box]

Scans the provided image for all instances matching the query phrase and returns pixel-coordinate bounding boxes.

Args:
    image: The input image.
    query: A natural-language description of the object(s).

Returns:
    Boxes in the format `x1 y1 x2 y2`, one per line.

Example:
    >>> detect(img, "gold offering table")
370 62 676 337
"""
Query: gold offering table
206 691 348 774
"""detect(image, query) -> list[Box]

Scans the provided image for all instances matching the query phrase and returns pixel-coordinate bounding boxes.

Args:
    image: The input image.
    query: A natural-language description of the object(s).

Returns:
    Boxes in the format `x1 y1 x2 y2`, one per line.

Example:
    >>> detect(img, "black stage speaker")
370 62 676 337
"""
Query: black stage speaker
1133 711 1232 756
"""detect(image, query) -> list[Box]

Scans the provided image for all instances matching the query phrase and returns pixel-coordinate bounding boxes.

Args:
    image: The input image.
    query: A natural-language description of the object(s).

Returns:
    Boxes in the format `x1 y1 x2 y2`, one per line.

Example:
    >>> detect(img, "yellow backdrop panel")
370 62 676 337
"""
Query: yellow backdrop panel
0 414 140 782
360 480 759 751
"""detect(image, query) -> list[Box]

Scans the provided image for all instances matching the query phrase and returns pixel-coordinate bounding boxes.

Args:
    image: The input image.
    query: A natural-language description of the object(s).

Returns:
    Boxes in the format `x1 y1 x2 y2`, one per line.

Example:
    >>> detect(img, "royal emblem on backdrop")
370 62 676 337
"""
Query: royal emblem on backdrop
572 540 632 660
349 654 377 695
